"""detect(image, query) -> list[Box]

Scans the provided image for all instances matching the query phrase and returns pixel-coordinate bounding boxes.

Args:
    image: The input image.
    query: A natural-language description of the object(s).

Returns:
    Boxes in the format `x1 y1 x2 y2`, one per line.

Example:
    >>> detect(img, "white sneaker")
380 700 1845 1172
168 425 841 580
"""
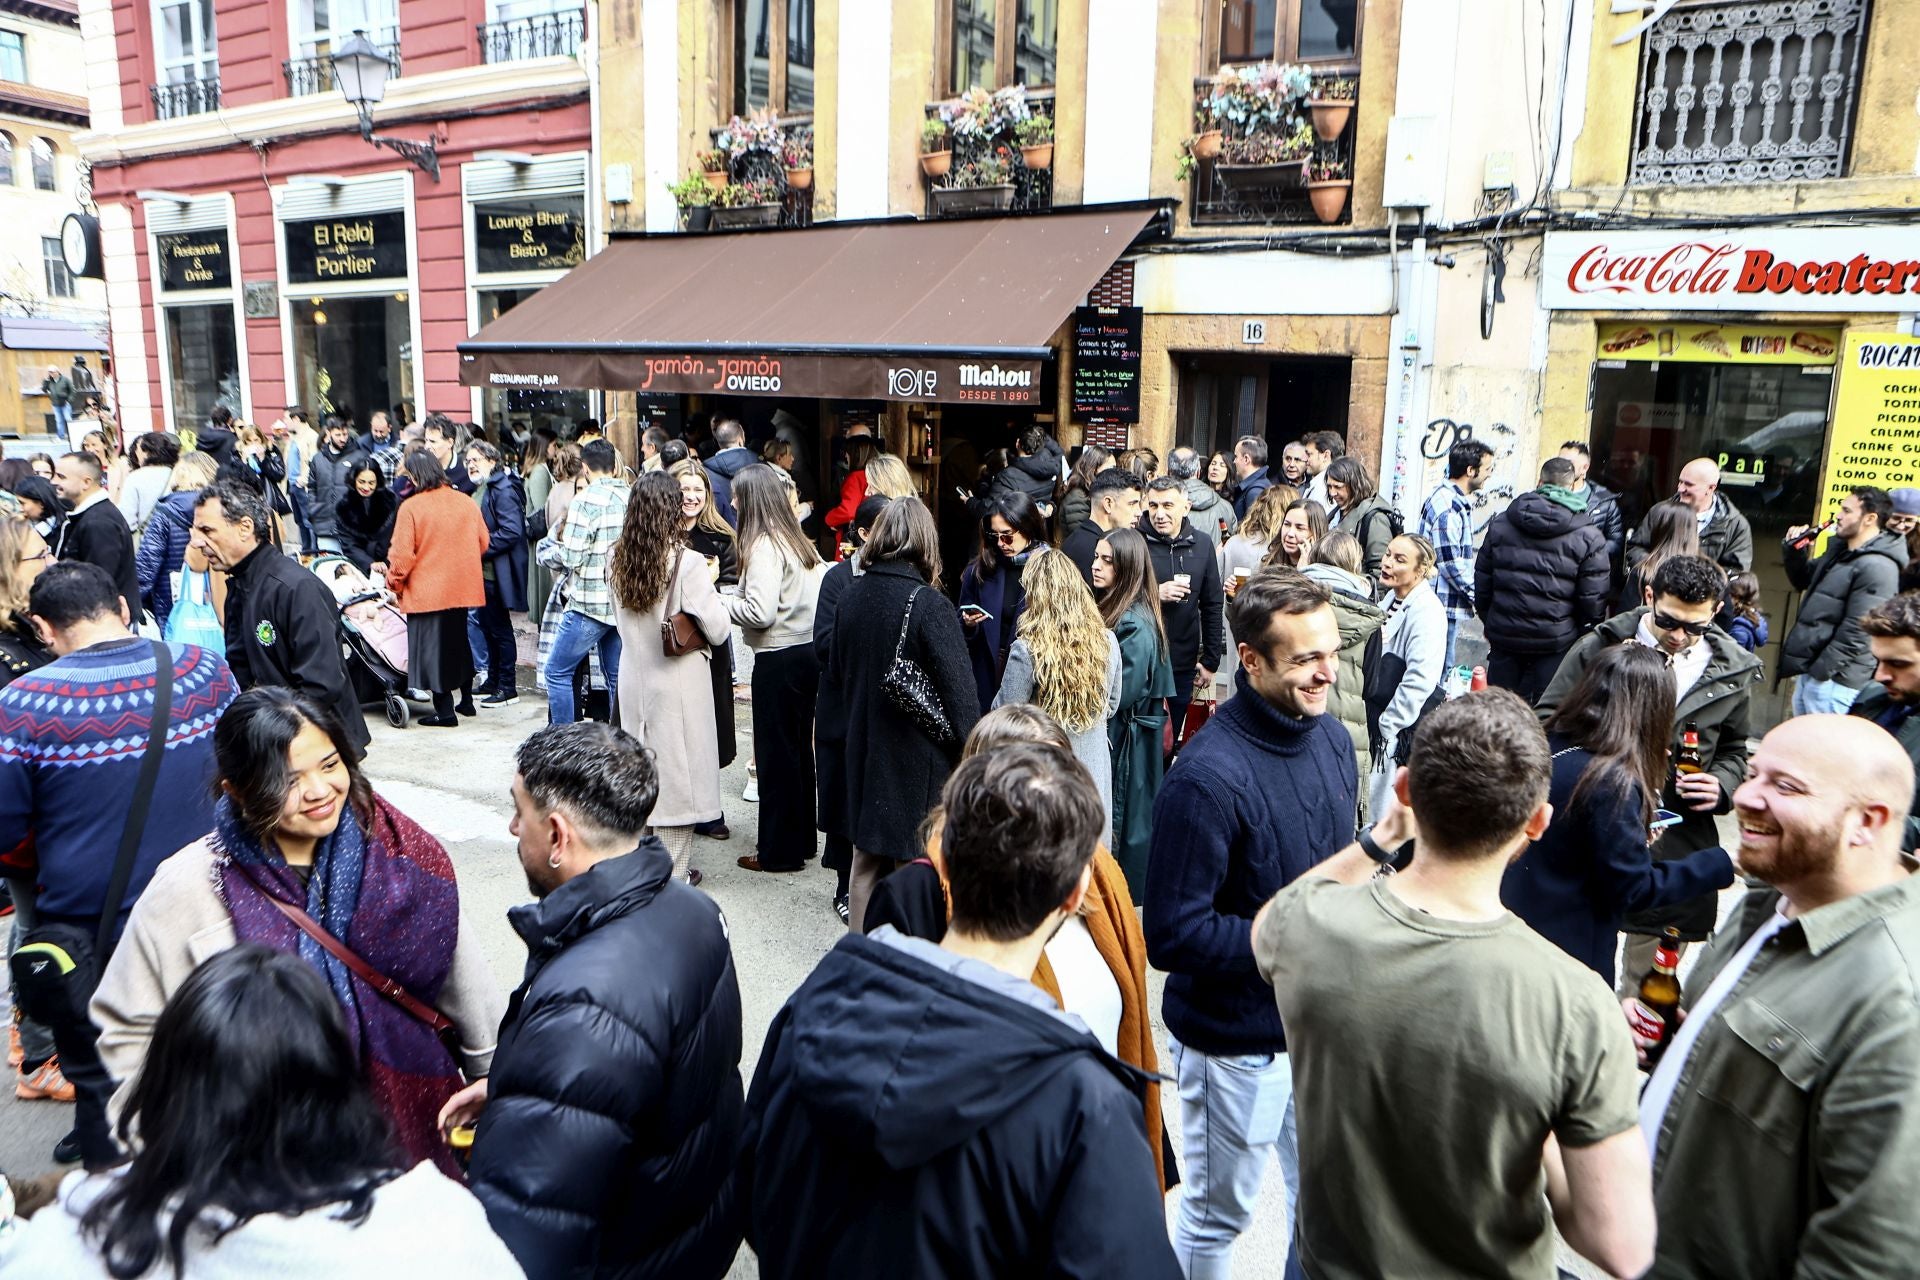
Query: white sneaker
742 764 759 804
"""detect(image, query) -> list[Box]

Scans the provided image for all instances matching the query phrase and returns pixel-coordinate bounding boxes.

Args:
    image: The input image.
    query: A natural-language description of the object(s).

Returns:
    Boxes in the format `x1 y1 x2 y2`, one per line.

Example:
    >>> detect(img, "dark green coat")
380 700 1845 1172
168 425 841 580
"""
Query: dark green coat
1851 684 1920 851
1536 607 1761 939
1108 603 1175 898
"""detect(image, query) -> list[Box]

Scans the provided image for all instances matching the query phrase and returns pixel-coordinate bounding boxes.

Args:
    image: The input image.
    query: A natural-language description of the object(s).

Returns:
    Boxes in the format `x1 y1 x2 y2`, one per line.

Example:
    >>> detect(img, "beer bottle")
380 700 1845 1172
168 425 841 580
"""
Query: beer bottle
1636 928 1685 1066
1675 722 1704 775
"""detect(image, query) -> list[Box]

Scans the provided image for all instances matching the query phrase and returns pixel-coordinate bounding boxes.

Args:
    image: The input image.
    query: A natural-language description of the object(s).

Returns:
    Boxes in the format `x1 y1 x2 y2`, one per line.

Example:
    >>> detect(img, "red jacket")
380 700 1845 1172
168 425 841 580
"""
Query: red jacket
387 485 488 613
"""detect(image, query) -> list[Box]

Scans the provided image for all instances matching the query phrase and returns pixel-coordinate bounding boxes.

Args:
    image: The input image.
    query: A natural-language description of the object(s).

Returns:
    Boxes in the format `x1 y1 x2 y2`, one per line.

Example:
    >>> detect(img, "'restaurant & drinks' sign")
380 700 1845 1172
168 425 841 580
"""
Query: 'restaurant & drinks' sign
1543 228 1920 313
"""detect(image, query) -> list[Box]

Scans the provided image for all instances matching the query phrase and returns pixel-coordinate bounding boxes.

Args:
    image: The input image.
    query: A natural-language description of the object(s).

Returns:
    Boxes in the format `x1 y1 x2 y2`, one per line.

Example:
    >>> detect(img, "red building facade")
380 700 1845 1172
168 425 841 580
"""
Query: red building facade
79 0 592 435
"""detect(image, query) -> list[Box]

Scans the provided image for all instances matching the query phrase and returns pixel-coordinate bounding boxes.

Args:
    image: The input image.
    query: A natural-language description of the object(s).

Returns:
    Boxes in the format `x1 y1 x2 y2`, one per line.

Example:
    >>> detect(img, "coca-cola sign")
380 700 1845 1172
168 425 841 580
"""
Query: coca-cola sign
1543 228 1920 313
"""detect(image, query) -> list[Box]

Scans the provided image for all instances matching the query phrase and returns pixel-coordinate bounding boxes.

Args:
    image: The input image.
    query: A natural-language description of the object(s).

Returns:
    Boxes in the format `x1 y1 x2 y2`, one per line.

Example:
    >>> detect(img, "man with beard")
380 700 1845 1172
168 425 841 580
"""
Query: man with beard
1853 591 1920 849
1626 714 1920 1279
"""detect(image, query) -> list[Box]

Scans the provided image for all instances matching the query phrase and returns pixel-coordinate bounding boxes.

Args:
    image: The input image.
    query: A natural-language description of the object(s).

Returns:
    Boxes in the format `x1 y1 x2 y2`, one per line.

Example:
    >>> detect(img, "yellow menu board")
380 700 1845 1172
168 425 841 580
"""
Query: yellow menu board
1596 321 1840 365
1817 335 1920 534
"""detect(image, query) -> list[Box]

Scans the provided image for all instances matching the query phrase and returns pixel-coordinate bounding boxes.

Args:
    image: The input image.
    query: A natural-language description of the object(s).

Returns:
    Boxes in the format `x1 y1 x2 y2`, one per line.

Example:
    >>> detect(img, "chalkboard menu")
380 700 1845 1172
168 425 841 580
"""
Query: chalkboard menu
157 229 231 291
283 210 408 284
1071 306 1142 424
473 196 586 274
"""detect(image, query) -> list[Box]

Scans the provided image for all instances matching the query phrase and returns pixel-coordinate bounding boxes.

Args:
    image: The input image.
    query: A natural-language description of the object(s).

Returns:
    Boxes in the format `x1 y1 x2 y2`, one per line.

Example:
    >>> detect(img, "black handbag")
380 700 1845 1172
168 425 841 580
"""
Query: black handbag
525 505 550 543
882 587 955 746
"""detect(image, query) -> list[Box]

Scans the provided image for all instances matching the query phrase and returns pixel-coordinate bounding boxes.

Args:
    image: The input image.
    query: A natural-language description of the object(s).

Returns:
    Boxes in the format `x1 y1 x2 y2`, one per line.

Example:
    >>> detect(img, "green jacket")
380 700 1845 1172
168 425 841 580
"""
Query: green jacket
1108 603 1174 898
1302 563 1384 810
1649 875 1920 1279
1536 607 1762 938
41 372 71 406
1850 684 1920 851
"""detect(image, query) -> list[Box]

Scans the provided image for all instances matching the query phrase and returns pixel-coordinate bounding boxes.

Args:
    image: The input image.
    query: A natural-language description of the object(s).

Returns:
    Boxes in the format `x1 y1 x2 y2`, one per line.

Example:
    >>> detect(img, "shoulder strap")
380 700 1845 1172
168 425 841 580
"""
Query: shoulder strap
97 641 173 959
255 889 454 1035
893 586 922 661
667 544 686 612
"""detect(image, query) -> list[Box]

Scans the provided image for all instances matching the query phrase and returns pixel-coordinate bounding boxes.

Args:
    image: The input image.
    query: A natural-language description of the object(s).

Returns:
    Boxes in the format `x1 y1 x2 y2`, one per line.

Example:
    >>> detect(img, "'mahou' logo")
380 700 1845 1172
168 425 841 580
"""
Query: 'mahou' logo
958 363 1034 388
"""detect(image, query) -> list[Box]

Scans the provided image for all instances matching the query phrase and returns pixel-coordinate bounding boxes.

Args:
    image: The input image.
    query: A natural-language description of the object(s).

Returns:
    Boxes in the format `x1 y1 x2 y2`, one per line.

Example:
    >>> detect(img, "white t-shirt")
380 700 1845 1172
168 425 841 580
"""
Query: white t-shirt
1634 613 1711 701
1639 903 1793 1161
1044 915 1122 1058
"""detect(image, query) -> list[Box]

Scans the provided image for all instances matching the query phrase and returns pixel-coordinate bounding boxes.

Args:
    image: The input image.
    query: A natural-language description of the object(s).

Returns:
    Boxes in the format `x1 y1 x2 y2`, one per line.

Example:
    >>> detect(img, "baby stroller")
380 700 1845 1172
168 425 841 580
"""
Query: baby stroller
310 554 419 728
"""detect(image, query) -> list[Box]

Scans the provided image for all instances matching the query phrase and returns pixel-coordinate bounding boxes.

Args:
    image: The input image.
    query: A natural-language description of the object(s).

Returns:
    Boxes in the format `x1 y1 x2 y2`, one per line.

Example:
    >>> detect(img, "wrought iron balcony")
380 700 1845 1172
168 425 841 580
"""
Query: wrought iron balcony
149 76 220 120
1188 75 1356 227
477 9 586 64
922 89 1054 218
1630 0 1869 186
697 118 815 230
283 42 399 97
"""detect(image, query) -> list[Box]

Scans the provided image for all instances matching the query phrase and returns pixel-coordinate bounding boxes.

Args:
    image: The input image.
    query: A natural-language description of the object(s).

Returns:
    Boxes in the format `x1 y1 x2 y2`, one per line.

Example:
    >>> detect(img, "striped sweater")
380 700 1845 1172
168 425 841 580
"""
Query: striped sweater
0 637 235 921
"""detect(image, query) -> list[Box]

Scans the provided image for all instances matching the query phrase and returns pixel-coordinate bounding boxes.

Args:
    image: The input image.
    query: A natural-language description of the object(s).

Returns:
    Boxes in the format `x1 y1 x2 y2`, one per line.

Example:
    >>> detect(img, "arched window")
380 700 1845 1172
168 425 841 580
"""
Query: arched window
30 136 53 191
0 132 15 187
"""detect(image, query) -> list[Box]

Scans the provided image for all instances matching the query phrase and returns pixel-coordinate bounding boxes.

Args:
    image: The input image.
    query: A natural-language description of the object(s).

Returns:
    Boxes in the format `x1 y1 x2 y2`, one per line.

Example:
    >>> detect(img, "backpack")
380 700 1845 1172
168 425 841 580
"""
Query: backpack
1356 504 1406 546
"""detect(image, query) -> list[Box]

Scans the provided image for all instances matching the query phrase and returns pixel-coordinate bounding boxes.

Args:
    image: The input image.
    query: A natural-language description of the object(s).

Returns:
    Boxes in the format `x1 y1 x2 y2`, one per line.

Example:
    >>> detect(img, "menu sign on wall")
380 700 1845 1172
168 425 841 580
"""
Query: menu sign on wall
1815 334 1920 542
1071 306 1142 424
283 211 408 284
1544 228 1920 312
157 229 231 291
473 197 585 274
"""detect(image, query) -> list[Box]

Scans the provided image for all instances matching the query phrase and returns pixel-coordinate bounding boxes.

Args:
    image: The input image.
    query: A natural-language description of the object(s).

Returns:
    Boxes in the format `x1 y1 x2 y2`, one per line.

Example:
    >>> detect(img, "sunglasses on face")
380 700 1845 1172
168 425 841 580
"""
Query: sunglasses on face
993 530 1020 544
1652 611 1713 636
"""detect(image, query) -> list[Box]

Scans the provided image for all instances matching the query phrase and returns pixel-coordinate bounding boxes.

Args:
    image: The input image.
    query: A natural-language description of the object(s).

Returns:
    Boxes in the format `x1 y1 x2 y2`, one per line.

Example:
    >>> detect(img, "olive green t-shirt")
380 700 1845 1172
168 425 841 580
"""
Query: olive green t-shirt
1254 876 1641 1280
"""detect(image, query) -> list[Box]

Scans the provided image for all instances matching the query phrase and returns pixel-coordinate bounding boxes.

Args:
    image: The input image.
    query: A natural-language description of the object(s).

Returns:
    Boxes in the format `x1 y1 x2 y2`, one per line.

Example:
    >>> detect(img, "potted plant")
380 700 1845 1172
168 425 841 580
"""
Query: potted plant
698 148 729 193
715 108 785 162
782 132 813 190
711 177 784 229
1191 106 1223 159
669 174 714 231
921 117 953 178
948 84 1031 145
1216 118 1315 190
1013 114 1053 170
1308 75 1358 141
1306 156 1351 222
931 151 1015 215
1204 61 1312 138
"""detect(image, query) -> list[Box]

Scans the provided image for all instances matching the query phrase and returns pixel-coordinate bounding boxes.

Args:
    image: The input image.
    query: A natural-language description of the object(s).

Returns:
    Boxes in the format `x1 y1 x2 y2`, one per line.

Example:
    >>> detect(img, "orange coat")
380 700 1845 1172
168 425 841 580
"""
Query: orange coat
386 485 488 614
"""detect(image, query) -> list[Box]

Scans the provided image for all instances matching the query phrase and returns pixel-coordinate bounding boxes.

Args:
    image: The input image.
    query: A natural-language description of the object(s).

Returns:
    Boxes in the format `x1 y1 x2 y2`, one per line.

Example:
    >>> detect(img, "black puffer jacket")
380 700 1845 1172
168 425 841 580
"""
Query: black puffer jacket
1585 480 1625 562
1779 529 1904 686
1472 491 1610 654
1142 517 1225 680
977 436 1063 511
470 842 745 1280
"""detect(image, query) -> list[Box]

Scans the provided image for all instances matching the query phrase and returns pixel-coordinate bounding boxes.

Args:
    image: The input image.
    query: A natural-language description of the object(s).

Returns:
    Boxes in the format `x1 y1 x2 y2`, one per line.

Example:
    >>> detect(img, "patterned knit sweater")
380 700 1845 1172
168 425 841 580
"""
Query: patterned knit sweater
0 637 235 921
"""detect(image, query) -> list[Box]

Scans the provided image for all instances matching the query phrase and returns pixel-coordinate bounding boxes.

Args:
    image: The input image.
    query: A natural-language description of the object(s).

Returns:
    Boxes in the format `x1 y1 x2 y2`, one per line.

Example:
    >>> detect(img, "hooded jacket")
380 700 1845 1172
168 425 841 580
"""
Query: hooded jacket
1301 562 1385 792
1181 477 1236 549
1780 528 1903 687
469 843 745 1280
1584 480 1625 562
1332 491 1397 578
1142 517 1226 681
704 447 757 527
979 436 1063 511
1472 490 1610 654
739 930 1179 1280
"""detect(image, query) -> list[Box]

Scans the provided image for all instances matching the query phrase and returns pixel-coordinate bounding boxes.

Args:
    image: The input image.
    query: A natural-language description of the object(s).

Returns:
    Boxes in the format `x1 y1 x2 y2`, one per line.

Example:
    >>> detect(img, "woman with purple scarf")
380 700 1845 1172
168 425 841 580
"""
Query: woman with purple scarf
92 688 505 1173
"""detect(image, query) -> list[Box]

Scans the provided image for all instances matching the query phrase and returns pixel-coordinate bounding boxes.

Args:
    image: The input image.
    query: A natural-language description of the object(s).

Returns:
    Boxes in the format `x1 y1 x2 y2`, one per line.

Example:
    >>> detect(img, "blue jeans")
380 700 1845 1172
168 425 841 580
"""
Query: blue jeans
1442 616 1460 671
468 609 489 678
288 485 317 555
1169 1036 1298 1280
51 401 70 441
1793 676 1861 717
543 610 619 724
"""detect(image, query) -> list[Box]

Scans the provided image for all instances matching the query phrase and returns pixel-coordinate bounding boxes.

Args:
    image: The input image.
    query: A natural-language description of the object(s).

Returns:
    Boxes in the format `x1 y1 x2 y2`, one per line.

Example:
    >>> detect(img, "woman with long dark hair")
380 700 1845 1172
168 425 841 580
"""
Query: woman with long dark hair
334 461 398 575
957 491 1047 713
672 459 740 841
1321 456 1394 577
1058 445 1113 532
1501 644 1736 983
726 464 825 874
91 688 506 1175
7 946 519 1277
386 452 489 726
14 473 63 544
1618 497 1699 612
1092 526 1174 895
831 497 979 931
610 473 733 884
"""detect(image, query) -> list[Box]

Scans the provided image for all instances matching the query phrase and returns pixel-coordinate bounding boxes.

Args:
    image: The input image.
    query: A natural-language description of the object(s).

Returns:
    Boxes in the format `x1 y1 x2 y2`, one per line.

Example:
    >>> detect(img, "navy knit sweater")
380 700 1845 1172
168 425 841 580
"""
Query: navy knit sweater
1144 670 1358 1056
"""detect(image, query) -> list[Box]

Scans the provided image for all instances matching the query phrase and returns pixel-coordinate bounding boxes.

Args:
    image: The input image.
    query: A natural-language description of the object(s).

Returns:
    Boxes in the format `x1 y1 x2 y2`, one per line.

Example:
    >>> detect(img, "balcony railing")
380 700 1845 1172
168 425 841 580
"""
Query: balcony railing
478 9 585 63
284 42 400 97
922 89 1054 218
1189 74 1355 226
700 117 815 230
1630 0 1869 187
150 76 220 120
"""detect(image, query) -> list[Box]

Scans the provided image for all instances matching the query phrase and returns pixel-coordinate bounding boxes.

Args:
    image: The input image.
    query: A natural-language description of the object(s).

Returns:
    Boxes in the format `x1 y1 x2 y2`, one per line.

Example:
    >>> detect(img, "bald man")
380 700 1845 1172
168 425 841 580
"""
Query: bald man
1628 715 1920 1278
1627 457 1753 576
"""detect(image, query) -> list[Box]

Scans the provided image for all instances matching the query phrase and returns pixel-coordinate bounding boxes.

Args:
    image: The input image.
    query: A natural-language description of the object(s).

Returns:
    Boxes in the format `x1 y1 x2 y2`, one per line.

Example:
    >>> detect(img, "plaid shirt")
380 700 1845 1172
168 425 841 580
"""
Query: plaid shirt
547 476 629 624
1419 482 1476 623
370 441 406 486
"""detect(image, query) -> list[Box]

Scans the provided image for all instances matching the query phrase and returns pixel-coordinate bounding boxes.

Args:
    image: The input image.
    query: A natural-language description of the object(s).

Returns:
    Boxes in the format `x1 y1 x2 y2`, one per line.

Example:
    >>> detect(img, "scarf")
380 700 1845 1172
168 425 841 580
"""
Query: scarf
1540 484 1589 513
213 793 464 1176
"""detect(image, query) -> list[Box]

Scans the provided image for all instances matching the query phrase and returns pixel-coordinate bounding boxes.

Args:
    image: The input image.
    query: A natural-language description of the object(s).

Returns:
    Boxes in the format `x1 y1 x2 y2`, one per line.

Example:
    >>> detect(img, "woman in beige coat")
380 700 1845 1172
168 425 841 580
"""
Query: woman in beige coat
610 472 733 884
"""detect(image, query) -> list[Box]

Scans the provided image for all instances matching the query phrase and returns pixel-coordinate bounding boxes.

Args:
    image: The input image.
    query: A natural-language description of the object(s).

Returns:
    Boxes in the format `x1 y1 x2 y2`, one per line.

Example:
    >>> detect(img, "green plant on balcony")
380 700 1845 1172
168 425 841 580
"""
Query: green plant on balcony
942 153 1012 189
716 176 782 208
1307 74 1358 141
1306 154 1352 223
781 132 813 190
670 173 714 231
931 148 1015 215
1221 118 1314 165
1190 104 1224 160
948 84 1031 143
1013 114 1053 170
921 116 954 178
715 108 785 161
697 147 729 193
1204 61 1312 135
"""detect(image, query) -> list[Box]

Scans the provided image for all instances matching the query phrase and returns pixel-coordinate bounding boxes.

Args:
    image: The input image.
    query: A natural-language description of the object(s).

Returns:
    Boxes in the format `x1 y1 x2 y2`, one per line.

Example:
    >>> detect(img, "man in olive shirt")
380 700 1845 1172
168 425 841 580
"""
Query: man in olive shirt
1252 691 1653 1280
1627 714 1920 1279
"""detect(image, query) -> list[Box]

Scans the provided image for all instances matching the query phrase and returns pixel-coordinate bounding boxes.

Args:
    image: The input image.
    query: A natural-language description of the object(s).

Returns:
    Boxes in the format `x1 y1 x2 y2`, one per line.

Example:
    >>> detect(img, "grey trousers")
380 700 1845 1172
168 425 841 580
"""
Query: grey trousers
5 875 58 1065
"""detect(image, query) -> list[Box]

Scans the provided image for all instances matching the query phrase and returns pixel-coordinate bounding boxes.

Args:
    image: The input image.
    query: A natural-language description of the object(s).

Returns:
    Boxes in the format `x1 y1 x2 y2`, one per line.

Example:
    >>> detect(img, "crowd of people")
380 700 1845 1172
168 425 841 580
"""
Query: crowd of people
0 402 1918 1280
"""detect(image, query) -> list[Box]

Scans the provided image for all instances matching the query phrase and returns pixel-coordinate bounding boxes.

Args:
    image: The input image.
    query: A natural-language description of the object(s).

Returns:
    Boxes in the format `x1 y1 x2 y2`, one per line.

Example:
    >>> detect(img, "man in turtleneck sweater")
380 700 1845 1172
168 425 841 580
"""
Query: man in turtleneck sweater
1143 569 1360 1279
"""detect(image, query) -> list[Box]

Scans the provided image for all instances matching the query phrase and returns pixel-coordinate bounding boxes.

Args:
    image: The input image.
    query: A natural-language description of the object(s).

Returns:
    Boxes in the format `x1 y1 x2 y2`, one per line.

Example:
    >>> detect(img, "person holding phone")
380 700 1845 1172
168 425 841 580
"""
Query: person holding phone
1502 643 1735 985
957 492 1046 714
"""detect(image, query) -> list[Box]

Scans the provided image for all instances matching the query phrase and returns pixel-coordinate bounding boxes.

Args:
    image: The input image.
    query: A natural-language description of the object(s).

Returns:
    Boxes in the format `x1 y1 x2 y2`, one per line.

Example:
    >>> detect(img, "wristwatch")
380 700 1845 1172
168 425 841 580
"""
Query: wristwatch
1358 826 1393 865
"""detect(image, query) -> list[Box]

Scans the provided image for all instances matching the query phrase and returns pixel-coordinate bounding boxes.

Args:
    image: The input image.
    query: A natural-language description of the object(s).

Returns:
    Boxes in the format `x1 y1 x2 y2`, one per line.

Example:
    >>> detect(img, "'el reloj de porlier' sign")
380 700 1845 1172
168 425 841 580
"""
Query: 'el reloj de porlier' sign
1543 227 1920 312
157 229 231 292
283 212 408 285
1071 306 1142 424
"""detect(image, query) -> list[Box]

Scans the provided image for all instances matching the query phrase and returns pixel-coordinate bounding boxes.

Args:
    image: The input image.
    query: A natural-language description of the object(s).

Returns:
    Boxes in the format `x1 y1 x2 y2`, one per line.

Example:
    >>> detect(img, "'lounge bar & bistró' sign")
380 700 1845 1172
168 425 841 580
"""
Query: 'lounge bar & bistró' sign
459 349 1045 405
283 211 408 285
473 197 586 275
156 229 231 292
1543 227 1920 312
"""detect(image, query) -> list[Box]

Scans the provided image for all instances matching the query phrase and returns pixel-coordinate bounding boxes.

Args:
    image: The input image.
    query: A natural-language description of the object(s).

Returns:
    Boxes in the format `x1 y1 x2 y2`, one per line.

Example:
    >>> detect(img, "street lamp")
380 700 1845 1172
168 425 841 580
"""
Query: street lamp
331 29 440 182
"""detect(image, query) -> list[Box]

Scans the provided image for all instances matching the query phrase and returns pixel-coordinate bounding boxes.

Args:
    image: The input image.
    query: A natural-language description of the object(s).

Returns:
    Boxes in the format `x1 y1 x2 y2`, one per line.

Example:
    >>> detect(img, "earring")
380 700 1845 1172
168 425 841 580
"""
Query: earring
548 853 563 869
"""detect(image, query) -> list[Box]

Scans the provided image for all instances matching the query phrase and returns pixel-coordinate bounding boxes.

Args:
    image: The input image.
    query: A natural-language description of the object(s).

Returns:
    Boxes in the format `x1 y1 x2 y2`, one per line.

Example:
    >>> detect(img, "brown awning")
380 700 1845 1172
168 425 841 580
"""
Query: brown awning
458 204 1161 405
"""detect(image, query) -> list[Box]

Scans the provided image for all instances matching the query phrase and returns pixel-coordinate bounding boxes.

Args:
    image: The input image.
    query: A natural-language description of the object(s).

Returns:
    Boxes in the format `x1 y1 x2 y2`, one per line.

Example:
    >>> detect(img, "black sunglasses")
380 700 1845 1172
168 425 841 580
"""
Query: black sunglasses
1652 611 1713 637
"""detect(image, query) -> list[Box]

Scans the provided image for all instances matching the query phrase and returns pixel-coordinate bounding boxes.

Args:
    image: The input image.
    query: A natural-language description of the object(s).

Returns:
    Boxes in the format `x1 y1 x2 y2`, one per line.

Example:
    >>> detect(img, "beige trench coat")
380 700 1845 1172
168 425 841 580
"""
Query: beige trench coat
614 547 734 827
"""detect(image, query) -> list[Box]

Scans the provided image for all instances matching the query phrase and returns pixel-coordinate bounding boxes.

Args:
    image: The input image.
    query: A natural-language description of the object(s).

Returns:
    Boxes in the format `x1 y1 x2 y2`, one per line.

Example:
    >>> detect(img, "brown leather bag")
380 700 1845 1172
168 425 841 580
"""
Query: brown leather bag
661 546 706 657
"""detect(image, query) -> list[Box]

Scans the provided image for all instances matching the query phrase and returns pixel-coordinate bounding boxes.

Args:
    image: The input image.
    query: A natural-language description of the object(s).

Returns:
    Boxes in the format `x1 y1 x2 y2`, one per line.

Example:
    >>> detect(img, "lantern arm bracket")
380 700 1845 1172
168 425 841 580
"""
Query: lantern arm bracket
355 104 440 182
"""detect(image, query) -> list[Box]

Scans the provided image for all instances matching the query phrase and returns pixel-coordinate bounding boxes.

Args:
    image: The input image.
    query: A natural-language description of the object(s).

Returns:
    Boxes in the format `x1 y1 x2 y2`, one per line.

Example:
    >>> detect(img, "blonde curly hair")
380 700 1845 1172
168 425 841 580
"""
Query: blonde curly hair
1013 547 1111 735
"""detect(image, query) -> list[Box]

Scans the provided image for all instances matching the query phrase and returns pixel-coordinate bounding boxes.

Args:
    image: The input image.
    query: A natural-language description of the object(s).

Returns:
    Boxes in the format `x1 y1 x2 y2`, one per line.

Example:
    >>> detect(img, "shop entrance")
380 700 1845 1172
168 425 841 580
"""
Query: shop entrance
290 294 414 427
1178 355 1352 460
477 288 593 443
1587 334 1839 726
